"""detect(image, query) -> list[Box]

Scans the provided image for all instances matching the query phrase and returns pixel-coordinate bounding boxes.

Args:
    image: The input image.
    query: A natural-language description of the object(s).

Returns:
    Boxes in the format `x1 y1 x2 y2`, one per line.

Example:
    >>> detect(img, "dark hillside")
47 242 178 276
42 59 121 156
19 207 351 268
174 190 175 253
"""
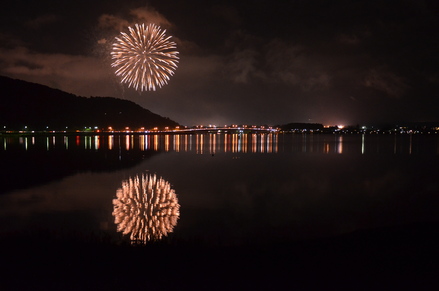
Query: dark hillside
0 76 179 130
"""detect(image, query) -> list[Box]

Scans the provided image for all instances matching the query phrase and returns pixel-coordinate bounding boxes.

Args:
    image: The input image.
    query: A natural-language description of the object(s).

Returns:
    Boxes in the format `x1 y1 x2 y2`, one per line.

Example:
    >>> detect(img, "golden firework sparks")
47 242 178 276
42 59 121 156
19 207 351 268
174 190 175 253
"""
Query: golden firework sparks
112 173 180 243
111 23 179 91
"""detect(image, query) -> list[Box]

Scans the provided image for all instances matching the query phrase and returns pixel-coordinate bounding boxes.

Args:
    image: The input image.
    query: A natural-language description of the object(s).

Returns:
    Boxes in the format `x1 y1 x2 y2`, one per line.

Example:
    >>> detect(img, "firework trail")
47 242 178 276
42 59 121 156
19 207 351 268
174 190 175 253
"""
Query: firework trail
112 173 180 244
111 23 179 91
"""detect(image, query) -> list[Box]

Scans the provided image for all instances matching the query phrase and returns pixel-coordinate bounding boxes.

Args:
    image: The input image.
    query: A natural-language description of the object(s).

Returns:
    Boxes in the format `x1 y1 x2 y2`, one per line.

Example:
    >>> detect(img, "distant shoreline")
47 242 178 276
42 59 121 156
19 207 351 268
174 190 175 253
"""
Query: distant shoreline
1 129 438 136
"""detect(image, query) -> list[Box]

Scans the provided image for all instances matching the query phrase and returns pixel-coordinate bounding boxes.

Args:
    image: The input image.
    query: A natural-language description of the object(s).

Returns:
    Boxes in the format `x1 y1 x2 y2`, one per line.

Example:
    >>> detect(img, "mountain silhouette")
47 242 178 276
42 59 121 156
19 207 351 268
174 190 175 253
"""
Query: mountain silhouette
0 76 179 131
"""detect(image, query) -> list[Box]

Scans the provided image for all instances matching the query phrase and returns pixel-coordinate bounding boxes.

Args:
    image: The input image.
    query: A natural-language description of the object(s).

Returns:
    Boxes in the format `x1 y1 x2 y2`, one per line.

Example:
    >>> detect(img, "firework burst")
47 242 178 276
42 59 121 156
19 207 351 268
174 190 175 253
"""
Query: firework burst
112 173 180 244
111 23 179 91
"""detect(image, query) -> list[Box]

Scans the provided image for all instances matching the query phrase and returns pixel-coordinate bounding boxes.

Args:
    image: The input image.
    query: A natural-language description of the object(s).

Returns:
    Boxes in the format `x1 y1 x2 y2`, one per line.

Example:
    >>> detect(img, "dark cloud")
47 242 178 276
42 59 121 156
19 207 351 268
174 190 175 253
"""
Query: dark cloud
25 14 61 30
98 6 173 32
211 5 242 27
364 67 409 98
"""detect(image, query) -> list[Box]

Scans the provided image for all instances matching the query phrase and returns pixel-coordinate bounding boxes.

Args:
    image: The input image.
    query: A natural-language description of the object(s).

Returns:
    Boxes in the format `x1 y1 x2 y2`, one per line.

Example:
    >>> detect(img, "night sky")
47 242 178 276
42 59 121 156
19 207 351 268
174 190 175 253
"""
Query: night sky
0 0 438 126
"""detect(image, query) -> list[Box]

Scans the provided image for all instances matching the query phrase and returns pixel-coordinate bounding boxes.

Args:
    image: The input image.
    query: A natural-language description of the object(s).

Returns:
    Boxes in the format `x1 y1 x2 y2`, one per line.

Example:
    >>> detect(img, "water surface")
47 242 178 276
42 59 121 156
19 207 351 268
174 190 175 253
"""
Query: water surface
1 133 438 246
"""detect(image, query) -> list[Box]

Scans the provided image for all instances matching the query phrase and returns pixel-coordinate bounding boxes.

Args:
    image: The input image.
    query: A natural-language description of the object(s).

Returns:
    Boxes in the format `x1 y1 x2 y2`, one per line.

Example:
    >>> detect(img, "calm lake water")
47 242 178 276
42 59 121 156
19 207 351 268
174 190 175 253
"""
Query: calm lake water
1 132 438 247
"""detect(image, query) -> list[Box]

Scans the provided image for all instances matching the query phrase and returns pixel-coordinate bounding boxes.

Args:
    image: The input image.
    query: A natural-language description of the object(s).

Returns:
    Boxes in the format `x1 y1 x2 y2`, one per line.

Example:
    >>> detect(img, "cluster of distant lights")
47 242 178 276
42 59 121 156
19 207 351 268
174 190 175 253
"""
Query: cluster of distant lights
0 125 278 133
285 125 439 135
2 125 439 134
76 126 278 134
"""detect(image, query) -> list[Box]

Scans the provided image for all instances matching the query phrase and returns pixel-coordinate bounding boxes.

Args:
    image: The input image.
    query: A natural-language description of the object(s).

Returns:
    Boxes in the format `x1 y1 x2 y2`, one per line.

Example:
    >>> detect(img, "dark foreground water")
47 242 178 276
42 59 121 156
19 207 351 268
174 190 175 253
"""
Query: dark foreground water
1 133 439 290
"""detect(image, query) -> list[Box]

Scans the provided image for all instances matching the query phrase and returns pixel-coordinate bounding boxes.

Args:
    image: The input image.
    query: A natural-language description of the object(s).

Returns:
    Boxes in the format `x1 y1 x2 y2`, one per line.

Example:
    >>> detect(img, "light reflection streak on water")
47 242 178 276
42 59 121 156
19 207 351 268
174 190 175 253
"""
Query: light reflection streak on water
209 133 216 155
267 134 272 153
146 135 150 151
260 134 265 153
196 134 204 154
108 135 114 150
362 134 365 154
188 134 192 152
1 133 433 155
231 134 238 153
201 134 205 154
85 136 91 150
154 135 159 151
324 141 330 153
125 135 130 151
237 134 241 153
174 134 180 152
165 135 170 152
224 134 229 153
195 134 199 154
118 135 122 160
252 134 257 153
94 136 99 150
19 137 28 151
245 134 249 153
0 133 282 153
337 135 343 154
139 135 144 151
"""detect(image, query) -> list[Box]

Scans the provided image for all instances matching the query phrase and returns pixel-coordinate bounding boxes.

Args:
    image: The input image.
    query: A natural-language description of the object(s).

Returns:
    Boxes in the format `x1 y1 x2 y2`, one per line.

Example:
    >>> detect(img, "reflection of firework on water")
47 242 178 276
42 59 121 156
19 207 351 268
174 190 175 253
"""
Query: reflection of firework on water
113 173 180 243
111 23 179 91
